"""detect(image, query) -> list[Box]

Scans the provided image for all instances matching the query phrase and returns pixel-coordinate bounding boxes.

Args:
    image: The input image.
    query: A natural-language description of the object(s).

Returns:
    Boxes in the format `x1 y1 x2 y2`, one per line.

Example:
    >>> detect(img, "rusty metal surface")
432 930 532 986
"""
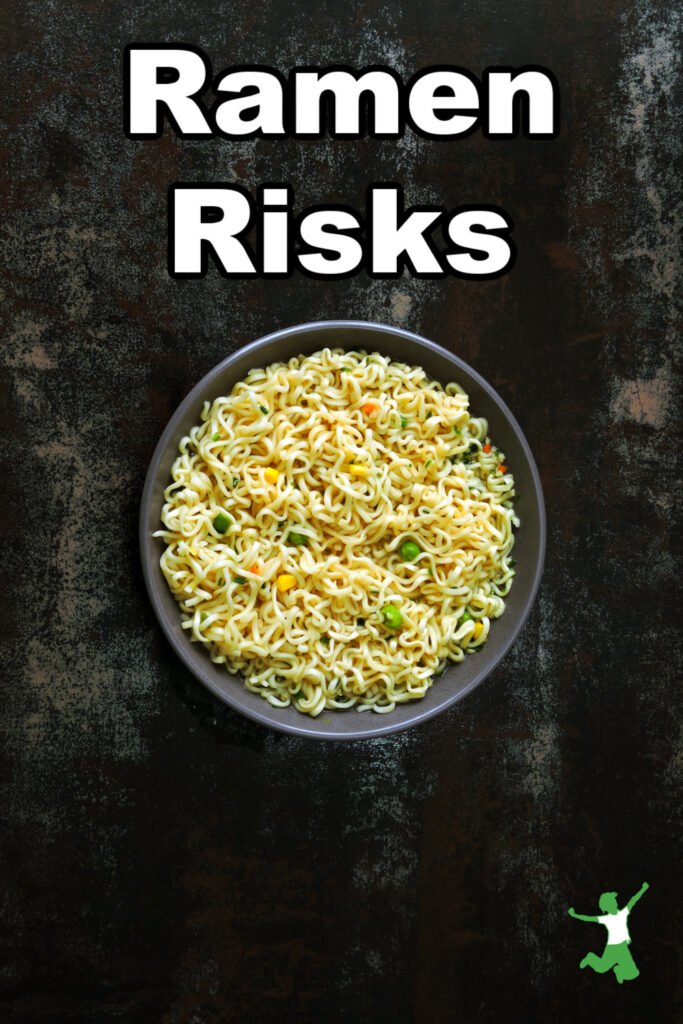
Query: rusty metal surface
1 1 680 1021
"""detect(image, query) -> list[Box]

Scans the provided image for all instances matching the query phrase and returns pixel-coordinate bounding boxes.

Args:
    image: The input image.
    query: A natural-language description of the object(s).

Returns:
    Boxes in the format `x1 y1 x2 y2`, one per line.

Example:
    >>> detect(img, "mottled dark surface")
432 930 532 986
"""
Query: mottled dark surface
1 1 681 1022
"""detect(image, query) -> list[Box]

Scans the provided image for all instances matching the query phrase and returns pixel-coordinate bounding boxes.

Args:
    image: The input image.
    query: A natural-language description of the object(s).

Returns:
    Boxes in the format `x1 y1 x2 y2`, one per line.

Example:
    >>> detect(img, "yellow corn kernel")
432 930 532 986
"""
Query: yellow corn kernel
264 467 280 484
349 464 369 477
277 573 296 592
473 622 484 639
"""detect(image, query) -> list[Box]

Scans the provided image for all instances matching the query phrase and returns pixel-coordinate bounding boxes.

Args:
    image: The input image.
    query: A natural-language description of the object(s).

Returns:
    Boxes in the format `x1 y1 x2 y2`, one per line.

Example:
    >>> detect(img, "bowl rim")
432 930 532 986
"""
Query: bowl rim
140 319 546 740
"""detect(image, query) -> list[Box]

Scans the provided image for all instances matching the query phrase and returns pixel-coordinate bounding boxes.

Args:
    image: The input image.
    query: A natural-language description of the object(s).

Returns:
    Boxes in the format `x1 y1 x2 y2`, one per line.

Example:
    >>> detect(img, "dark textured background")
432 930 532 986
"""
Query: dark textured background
1 1 681 1022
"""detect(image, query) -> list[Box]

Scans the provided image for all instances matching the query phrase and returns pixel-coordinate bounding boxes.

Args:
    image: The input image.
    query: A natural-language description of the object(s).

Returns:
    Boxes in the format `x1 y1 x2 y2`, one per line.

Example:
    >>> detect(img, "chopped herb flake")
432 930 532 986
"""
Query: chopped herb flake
212 512 231 533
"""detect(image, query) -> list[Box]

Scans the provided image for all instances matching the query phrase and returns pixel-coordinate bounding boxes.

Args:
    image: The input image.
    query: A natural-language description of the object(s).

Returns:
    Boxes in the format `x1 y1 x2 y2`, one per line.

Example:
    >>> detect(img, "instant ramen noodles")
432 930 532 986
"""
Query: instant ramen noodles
155 349 518 715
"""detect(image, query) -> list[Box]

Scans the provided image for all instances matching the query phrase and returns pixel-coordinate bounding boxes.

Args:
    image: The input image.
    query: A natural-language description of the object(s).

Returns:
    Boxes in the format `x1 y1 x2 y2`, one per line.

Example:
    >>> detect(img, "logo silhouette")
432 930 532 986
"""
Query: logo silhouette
568 883 648 983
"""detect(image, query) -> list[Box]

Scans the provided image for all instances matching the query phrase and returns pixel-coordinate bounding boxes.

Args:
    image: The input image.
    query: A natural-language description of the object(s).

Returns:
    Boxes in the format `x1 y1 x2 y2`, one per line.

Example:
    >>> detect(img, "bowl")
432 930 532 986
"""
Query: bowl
140 321 545 740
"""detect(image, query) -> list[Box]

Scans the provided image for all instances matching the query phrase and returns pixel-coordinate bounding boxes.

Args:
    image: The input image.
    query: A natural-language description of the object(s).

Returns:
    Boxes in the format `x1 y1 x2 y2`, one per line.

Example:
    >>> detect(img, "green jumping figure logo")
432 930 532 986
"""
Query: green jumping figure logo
568 882 649 983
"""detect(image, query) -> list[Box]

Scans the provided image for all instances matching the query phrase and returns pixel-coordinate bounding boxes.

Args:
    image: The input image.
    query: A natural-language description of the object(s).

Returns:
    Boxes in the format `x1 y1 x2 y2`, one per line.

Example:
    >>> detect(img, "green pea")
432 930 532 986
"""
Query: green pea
287 531 308 545
212 512 231 533
211 431 220 441
381 604 403 629
399 540 421 561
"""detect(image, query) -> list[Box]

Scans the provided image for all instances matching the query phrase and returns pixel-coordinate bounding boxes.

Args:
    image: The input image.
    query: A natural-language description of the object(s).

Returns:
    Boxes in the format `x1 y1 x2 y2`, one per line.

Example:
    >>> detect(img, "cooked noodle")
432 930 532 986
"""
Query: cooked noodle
155 348 518 715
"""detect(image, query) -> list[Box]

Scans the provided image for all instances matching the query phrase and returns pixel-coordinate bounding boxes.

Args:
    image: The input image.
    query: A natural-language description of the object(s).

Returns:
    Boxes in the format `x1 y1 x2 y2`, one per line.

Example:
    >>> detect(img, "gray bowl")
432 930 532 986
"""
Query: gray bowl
140 321 545 740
